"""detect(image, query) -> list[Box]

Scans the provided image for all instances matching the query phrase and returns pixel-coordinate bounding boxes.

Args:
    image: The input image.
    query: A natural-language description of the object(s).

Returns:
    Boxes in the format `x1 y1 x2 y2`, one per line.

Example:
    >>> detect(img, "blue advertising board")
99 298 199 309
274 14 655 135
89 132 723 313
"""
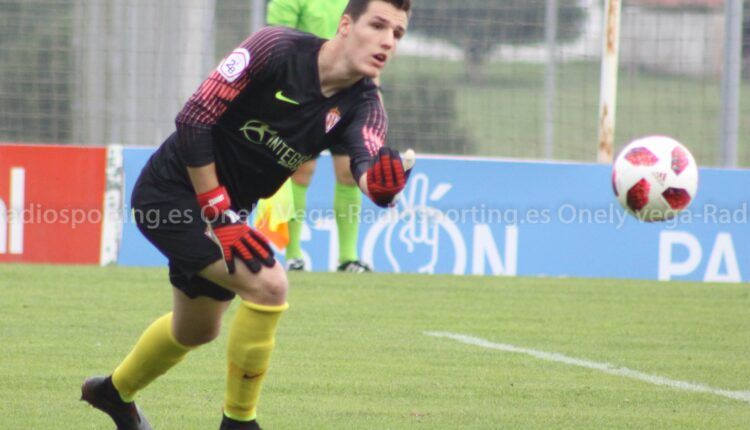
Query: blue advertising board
118 148 168 267
119 148 750 282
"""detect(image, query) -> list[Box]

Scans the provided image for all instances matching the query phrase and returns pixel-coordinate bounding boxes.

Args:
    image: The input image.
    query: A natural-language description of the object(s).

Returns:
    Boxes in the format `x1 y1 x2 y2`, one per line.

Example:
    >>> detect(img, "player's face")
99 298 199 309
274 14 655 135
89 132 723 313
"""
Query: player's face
341 1 408 79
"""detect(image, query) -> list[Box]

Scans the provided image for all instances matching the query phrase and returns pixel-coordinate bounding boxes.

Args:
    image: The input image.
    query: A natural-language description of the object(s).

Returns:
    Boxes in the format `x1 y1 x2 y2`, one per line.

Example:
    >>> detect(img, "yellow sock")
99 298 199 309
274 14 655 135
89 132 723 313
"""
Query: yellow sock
111 313 193 402
224 301 288 422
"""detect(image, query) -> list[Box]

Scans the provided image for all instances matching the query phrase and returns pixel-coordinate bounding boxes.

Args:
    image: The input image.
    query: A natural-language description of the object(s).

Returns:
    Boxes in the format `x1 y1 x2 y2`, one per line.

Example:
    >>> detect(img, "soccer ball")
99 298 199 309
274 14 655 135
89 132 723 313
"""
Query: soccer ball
612 135 698 222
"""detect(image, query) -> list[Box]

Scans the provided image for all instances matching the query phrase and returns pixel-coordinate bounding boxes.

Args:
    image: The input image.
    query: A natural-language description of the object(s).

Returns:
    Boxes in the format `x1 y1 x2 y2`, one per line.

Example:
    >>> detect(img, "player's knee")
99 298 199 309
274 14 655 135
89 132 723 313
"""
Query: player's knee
292 160 316 186
335 168 356 186
254 270 289 304
232 267 288 305
333 155 356 185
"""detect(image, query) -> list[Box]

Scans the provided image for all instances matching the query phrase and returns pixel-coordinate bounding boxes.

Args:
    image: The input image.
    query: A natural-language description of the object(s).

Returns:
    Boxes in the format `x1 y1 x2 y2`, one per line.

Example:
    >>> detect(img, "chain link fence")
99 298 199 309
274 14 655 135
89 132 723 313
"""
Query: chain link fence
0 0 748 166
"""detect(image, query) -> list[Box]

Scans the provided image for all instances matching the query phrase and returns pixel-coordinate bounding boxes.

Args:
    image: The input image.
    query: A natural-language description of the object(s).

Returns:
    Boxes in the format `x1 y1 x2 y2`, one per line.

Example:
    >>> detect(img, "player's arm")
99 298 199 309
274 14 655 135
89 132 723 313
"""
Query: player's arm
175 27 288 171
266 0 301 28
173 28 290 273
340 98 414 208
187 164 220 194
190 166 275 274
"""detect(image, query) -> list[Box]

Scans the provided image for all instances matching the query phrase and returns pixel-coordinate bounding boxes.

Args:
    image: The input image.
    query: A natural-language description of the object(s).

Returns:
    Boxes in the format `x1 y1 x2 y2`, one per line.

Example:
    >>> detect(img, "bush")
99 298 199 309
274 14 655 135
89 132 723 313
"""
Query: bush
385 75 473 155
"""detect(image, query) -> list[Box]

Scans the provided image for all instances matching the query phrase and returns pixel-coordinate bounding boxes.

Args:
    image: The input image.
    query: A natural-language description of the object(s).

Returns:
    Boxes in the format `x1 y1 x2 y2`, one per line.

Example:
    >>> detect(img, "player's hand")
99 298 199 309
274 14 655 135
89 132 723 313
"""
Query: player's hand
197 185 275 273
207 210 275 274
366 147 412 208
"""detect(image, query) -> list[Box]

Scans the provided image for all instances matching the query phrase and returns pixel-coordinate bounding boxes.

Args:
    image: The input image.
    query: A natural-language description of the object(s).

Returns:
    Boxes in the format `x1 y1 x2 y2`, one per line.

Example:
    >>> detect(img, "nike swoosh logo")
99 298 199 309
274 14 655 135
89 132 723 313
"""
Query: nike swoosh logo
242 371 265 380
275 90 300 105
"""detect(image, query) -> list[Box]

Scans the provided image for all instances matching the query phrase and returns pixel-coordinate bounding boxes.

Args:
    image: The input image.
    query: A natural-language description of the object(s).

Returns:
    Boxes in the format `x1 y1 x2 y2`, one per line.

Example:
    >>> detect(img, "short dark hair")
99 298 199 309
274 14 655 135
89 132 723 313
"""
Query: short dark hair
343 0 411 21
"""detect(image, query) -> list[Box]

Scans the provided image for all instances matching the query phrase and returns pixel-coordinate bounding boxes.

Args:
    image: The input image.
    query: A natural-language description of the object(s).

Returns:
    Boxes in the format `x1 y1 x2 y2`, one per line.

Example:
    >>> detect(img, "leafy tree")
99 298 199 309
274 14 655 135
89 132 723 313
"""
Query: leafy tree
386 74 473 155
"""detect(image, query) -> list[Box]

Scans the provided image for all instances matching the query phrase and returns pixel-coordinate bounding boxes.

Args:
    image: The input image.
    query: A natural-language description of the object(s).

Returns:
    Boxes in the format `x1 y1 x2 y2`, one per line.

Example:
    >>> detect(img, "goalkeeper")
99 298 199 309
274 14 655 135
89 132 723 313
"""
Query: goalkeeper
267 0 381 273
80 1 412 429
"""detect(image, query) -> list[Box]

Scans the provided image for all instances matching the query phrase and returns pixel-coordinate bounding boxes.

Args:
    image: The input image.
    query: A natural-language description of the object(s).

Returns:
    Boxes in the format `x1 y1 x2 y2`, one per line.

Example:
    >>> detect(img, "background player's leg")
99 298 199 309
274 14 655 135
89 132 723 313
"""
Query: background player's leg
285 159 316 269
332 154 368 272
200 260 289 424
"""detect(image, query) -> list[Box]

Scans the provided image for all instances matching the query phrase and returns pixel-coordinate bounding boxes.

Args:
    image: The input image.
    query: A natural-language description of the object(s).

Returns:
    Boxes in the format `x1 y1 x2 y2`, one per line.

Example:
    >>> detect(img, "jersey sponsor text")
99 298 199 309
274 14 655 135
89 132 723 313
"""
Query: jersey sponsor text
239 120 312 170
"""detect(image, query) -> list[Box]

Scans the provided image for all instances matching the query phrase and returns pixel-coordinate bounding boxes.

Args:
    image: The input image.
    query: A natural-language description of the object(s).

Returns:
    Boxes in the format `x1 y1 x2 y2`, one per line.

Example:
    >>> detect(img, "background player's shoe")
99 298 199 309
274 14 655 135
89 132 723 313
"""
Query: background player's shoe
285 258 306 271
337 260 372 273
80 376 152 430
220 415 262 430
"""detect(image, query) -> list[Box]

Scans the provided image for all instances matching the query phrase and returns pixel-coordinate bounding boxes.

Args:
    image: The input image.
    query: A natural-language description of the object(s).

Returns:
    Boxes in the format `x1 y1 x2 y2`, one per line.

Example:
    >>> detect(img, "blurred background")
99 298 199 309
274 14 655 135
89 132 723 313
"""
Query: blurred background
1 0 748 166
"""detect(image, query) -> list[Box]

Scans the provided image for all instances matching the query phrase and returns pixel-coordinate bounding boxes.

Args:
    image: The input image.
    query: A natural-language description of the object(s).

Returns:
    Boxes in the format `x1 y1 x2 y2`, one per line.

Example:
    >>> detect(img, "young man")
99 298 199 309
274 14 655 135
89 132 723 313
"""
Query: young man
80 1 411 429
266 0 374 273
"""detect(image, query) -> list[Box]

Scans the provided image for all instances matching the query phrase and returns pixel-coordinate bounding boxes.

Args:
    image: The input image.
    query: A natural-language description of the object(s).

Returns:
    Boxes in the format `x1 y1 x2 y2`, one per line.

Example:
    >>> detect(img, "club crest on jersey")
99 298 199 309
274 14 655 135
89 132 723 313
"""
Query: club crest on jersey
218 48 251 83
325 107 341 134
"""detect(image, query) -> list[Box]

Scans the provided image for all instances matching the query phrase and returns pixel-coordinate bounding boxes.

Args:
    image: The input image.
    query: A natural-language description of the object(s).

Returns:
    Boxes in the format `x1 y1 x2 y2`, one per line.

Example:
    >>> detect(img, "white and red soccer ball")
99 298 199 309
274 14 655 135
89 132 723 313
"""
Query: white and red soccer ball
612 135 699 222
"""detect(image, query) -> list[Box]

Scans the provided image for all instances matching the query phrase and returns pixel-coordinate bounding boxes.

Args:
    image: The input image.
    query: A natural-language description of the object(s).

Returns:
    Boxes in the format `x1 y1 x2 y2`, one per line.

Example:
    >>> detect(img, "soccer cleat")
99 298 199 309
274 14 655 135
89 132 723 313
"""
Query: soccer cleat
336 260 372 273
285 258 306 271
220 415 262 430
80 376 153 430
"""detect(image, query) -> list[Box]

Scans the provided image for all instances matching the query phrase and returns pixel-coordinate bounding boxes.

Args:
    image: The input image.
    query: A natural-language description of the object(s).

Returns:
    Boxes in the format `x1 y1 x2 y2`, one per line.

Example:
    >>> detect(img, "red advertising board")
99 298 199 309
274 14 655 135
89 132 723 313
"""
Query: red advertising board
0 144 106 264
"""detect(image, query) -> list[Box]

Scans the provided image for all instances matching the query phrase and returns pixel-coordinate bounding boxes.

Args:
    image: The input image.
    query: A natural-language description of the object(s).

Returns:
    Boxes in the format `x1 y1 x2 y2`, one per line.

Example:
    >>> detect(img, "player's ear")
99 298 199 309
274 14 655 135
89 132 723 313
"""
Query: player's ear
339 14 353 36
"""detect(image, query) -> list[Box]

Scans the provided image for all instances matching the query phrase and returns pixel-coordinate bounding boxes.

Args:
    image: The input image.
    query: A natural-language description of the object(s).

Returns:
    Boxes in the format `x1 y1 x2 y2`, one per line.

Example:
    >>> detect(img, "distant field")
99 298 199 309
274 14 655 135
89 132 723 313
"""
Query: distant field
1 264 748 429
383 57 750 166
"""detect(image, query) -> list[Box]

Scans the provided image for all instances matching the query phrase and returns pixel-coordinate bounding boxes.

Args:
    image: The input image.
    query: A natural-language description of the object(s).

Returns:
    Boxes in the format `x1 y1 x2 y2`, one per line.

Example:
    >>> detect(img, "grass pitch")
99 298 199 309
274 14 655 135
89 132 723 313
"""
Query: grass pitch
1 264 748 429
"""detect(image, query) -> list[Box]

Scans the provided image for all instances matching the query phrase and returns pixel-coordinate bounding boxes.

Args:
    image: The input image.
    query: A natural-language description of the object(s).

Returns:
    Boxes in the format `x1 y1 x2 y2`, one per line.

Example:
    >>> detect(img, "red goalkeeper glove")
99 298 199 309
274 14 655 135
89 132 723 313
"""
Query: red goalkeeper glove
366 147 410 208
207 210 275 274
196 185 232 220
197 186 275 274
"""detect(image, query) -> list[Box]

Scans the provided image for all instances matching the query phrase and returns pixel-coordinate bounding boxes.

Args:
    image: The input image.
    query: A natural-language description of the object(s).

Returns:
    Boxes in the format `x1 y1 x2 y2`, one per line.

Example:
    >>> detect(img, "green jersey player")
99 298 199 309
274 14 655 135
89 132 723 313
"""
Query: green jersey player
267 0 378 273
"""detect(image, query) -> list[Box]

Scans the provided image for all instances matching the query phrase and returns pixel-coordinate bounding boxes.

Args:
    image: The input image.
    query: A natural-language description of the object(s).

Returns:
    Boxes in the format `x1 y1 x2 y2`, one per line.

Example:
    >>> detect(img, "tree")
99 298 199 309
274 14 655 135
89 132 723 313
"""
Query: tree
408 0 586 82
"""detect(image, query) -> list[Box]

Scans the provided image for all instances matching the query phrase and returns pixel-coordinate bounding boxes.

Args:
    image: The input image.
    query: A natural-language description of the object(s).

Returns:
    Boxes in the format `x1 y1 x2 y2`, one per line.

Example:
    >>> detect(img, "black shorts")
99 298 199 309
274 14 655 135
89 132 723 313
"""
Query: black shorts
131 166 236 302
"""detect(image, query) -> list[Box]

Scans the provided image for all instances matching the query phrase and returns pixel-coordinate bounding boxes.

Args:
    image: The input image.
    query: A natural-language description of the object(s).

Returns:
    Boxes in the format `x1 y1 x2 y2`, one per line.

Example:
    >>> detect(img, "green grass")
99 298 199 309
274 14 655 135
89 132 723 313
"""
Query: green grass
383 57 750 166
1 264 749 429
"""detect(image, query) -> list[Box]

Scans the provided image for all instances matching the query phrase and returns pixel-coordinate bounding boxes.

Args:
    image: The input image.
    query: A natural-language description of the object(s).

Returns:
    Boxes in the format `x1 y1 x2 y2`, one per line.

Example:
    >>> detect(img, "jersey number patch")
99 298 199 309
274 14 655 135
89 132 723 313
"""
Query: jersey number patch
218 48 251 83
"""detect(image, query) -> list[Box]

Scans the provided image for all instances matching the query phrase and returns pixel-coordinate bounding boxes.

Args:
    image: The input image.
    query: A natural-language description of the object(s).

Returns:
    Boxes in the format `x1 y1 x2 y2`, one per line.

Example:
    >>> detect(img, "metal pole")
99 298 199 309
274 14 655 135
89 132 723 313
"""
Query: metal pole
108 0 125 145
544 0 559 160
597 0 621 163
74 0 107 145
720 0 743 167
251 0 265 33
126 0 138 147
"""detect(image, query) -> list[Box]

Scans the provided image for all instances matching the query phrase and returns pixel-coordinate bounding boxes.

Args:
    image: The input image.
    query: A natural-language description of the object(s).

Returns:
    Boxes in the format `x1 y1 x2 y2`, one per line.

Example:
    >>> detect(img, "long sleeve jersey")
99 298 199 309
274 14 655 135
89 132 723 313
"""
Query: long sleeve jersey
148 27 387 210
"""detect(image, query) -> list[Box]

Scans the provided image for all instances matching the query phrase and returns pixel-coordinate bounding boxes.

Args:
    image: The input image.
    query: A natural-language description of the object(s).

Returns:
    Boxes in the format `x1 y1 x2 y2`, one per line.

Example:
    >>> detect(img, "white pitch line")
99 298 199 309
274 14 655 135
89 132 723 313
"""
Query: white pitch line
425 331 750 403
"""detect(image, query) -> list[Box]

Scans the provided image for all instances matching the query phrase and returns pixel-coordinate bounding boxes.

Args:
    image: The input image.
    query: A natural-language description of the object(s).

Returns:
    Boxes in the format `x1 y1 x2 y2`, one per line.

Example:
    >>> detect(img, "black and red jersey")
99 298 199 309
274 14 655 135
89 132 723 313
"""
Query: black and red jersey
147 26 387 210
